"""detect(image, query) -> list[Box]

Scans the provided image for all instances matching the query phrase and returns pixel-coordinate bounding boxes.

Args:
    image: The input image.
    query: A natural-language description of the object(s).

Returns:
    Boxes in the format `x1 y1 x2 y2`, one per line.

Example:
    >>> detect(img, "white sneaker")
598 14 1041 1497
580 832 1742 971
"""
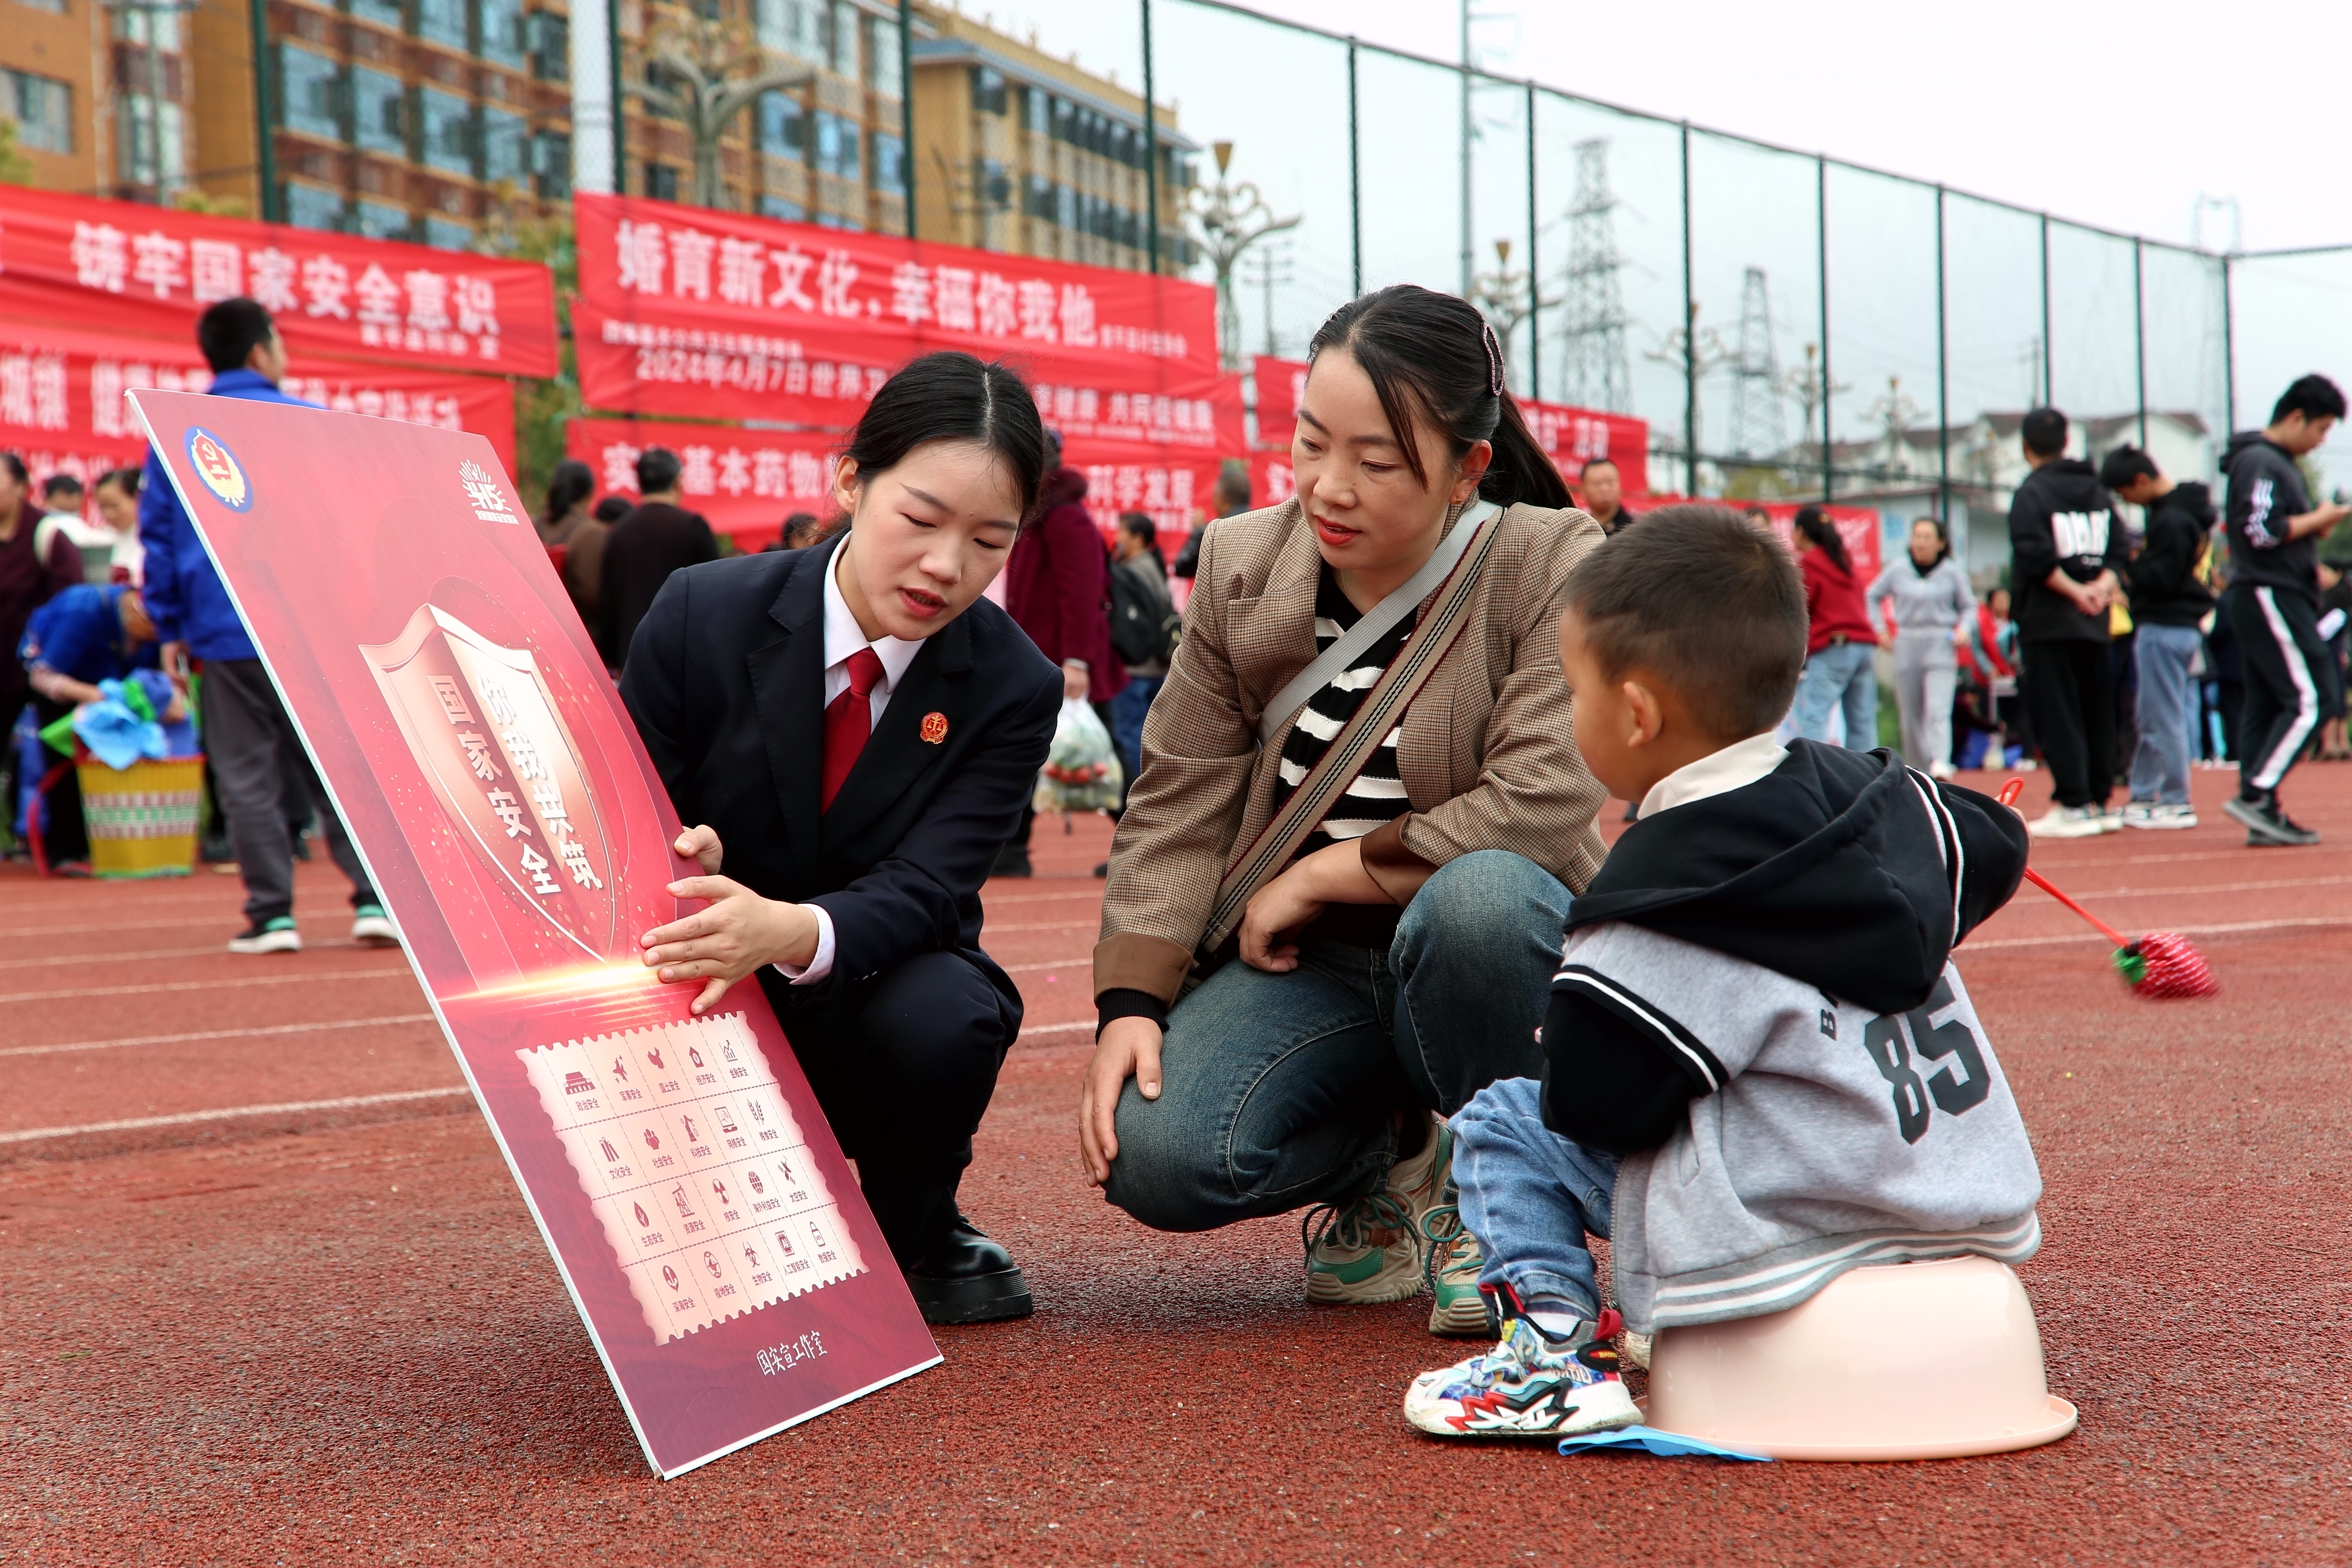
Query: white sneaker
350 904 401 947
2125 802 2198 831
2027 804 2106 839
228 917 303 954
2096 807 2125 833
1928 760 1958 782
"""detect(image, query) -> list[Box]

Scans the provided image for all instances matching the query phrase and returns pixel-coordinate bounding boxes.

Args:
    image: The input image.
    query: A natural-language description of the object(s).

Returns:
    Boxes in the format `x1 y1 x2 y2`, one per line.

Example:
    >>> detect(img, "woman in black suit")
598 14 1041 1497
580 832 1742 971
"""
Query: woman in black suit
621 352 1061 1323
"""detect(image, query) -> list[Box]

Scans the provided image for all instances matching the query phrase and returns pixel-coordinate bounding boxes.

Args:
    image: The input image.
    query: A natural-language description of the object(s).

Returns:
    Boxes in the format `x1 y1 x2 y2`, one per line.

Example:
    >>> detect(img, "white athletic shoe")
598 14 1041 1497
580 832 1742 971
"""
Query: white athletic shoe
2027 804 2106 839
350 904 401 947
1405 1310 1641 1439
2124 802 2198 831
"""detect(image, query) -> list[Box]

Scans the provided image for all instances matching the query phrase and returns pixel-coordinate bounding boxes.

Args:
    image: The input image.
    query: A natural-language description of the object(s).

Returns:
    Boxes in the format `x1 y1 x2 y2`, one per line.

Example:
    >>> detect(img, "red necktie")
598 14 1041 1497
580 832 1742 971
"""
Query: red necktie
821 647 886 811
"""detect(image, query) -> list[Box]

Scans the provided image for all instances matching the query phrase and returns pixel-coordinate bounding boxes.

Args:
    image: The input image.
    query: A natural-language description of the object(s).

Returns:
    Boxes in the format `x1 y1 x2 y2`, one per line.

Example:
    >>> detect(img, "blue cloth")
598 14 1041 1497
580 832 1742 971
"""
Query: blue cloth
139 369 320 662
1101 850 1568 1232
1557 1426 1772 1461
2129 621 2201 806
72 679 169 770
18 584 156 684
1105 673 1160 792
1451 1074 1621 1316
1791 639 1879 748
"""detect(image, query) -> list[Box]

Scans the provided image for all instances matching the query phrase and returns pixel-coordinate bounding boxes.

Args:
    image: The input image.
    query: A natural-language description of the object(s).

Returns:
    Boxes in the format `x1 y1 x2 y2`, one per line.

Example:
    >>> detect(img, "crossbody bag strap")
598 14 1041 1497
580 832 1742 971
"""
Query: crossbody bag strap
1195 505 1506 963
1254 499 1498 746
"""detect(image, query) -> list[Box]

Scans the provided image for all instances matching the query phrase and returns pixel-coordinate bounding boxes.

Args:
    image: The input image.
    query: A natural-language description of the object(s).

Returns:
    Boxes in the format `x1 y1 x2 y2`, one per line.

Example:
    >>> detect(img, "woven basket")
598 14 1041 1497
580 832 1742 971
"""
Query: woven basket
76 753 205 878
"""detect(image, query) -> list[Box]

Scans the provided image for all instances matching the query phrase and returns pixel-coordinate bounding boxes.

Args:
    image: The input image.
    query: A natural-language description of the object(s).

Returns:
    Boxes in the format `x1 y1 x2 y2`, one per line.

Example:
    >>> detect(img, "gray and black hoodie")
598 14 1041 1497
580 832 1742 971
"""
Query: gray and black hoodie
1541 740 2042 1333
2223 432 2320 604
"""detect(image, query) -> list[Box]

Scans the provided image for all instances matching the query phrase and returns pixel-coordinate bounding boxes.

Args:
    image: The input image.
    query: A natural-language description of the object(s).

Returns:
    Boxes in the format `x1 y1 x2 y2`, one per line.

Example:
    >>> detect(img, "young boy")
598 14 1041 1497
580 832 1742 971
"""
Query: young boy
1404 506 2043 1439
2100 445 2215 830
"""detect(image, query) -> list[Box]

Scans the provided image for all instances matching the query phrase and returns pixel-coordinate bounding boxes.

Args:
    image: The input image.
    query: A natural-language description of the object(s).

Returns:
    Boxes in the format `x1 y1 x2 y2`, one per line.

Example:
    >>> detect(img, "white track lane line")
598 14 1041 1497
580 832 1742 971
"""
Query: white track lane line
1966 915 2352 951
0 942 409 972
2 1013 437 1060
0 1085 471 1146
0 910 359 940
1 968 419 1006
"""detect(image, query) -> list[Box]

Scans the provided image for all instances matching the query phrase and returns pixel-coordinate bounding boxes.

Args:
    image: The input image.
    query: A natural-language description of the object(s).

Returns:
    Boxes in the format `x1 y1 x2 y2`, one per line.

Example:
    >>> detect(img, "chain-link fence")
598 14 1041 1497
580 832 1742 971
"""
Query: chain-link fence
938 0 2345 575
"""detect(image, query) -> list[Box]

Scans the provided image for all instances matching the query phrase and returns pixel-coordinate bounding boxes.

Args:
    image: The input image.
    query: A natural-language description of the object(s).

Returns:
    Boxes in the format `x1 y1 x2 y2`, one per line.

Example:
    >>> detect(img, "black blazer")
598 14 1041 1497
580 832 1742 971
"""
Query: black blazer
620 537 1060 1006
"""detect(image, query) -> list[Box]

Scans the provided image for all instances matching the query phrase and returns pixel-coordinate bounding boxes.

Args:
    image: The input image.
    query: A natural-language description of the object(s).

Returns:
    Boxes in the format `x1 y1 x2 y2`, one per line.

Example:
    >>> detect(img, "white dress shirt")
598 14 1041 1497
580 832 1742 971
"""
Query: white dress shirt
774 549 924 985
1636 731 1791 820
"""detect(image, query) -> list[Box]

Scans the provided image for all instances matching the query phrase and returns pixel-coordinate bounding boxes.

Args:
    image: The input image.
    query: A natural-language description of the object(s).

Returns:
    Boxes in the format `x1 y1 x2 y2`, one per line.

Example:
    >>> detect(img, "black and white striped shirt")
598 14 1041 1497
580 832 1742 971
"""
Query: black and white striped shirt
1271 566 1415 856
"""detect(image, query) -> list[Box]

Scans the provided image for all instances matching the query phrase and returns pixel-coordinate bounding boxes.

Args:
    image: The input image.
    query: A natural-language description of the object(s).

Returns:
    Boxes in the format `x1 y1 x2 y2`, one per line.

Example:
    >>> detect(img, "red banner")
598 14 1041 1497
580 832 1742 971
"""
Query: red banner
1252 355 1648 494
574 192 1218 392
134 390 937 1477
566 417 841 545
574 294 1246 452
0 319 515 486
0 187 558 377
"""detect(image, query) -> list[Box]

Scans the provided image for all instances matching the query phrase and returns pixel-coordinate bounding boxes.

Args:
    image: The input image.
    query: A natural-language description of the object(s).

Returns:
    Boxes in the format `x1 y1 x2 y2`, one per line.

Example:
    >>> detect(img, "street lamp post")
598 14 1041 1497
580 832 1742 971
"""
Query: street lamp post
1186 140 1300 372
1468 238 1557 397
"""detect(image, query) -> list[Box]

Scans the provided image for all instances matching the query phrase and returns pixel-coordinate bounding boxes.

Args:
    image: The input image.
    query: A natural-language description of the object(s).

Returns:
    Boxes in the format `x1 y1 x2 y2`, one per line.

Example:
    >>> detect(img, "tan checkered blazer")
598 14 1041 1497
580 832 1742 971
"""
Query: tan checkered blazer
1094 496 1611 1005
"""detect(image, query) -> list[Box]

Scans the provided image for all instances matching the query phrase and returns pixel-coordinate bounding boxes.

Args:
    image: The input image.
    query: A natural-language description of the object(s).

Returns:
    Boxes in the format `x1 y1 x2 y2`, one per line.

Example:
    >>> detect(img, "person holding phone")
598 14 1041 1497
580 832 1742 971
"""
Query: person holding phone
619 352 1060 1324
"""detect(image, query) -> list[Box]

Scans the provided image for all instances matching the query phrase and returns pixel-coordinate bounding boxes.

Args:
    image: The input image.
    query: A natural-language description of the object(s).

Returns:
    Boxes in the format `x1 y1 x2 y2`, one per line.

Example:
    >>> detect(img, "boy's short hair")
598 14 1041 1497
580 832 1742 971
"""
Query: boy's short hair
2273 374 2348 426
197 297 277 373
42 474 85 502
2098 445 2159 490
2021 407 2068 459
1563 503 1806 741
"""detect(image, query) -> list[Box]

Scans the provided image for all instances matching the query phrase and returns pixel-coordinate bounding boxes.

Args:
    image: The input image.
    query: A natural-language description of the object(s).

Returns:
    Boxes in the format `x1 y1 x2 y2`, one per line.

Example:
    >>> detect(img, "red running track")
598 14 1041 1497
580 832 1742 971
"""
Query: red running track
4 765 2351 1564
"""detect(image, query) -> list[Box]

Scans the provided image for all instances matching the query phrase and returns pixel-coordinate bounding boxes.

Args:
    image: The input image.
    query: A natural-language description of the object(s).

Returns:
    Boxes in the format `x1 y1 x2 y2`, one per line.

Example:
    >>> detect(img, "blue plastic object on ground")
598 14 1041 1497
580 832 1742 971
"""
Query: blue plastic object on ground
1557 1425 1773 1461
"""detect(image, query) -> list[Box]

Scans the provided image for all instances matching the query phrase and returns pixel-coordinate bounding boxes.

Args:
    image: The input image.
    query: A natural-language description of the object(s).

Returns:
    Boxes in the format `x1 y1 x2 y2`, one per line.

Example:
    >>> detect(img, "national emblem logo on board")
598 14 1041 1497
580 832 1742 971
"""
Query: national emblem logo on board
185 428 254 512
459 459 520 523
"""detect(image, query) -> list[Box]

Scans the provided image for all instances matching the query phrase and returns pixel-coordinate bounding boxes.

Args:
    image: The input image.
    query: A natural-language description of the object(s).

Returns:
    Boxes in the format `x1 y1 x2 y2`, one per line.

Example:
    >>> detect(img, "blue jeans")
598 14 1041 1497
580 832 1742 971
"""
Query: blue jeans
2129 622 2200 805
1102 850 1570 1231
1793 641 1878 748
1107 674 1161 791
1452 1076 1620 1316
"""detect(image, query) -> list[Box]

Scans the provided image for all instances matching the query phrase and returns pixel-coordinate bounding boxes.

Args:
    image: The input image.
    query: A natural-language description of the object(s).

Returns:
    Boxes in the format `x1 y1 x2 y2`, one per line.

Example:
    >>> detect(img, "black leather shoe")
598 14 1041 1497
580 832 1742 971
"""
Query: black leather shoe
904 1216 1034 1325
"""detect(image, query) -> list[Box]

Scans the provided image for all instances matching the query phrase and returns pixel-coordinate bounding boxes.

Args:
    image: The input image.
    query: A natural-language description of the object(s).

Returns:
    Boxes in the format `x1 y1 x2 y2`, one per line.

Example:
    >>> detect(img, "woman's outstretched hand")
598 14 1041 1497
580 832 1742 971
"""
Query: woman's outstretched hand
1080 1016 1163 1185
640 826 821 1015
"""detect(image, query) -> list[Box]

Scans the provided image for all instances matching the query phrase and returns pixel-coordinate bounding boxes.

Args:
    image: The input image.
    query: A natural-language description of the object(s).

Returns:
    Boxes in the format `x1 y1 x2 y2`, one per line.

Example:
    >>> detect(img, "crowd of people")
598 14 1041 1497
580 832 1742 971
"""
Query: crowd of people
5 281 2344 1443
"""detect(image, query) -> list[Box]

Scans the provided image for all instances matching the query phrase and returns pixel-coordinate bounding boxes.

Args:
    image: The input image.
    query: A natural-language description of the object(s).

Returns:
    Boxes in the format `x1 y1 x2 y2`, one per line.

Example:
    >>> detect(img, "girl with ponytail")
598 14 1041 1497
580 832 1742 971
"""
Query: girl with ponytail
1789 504 1880 748
1084 283 1609 1338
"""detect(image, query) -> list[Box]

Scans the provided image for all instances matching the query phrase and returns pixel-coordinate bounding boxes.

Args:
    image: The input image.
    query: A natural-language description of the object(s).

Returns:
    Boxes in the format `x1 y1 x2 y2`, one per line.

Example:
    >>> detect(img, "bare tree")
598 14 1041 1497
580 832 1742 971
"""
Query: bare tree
628 16 809 210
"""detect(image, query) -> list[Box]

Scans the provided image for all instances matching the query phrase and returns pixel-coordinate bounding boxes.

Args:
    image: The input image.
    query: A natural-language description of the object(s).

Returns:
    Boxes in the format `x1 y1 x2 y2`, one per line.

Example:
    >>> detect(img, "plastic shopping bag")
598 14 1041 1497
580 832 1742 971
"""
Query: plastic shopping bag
1034 696 1123 813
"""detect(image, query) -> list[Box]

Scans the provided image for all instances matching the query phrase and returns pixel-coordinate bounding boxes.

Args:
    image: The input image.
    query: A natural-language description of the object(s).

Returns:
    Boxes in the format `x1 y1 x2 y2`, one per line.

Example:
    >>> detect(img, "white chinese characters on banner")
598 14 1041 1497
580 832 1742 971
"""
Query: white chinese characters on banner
592 437 836 506
76 359 468 440
609 218 1174 360
1522 406 1616 468
0 352 70 432
1078 463 1200 538
597 316 884 404
1028 383 1225 451
68 220 506 363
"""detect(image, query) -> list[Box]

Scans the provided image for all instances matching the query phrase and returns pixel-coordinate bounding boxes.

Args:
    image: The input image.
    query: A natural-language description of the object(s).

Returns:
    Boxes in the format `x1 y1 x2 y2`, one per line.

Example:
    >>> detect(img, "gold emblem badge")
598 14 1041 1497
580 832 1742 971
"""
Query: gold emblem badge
919 711 949 744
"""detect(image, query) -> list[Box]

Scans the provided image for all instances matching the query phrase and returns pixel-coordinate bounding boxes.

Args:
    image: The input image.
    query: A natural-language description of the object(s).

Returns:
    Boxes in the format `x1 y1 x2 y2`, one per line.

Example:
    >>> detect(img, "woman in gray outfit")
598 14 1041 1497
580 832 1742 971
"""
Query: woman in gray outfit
1868 517 1976 778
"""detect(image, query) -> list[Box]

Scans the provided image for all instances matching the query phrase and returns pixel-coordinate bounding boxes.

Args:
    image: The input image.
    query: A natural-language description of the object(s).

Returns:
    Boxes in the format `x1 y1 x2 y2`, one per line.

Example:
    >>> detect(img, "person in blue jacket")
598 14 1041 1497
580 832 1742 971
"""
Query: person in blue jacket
140 297 398 953
17 582 168 866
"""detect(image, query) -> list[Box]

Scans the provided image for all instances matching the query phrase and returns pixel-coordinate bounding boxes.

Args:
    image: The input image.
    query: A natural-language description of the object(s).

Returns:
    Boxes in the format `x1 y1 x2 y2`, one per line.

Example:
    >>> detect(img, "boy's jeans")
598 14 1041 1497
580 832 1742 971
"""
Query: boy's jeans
1792 641 1878 749
1452 1076 1620 1318
2129 621 2200 806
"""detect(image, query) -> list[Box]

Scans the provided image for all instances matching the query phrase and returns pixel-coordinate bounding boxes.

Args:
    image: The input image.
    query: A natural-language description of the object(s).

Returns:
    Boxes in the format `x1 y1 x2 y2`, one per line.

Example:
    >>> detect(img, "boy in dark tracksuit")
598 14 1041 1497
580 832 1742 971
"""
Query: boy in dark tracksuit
2008 408 2130 837
2221 375 2352 845
2102 446 2215 826
1404 508 2040 1440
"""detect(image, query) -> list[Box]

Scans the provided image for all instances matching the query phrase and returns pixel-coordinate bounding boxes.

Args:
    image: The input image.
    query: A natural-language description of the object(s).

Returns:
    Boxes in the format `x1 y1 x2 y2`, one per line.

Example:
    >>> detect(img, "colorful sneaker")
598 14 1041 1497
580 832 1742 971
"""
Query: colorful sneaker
228 916 302 955
1303 1115 1451 1306
1404 1300 1641 1438
350 904 401 947
1420 1192 1490 1337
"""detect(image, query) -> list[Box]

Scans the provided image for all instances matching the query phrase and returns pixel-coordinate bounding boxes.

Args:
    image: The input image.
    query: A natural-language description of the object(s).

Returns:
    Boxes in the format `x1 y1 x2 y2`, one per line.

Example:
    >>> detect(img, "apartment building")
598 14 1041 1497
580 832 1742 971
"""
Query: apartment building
1 0 189 200
905 0 1196 272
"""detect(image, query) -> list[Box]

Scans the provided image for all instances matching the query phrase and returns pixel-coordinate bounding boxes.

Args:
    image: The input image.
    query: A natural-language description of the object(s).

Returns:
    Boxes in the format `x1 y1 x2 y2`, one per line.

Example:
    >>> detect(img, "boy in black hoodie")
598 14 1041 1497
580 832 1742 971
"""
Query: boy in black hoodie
2009 407 2129 839
1405 507 2038 1439
2219 374 2350 846
2102 445 2216 829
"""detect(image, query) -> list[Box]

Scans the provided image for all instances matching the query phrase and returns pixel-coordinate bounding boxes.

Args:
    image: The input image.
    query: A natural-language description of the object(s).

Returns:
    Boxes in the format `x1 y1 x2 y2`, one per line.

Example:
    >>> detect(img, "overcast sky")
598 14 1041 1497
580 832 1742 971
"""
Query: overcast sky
967 0 2350 474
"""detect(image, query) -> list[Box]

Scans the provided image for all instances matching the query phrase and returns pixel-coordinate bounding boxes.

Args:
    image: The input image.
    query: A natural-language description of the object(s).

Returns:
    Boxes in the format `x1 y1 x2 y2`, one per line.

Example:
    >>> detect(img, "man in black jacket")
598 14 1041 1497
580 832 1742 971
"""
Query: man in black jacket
2219 374 2350 846
2103 445 2215 830
2009 407 2129 837
598 446 719 669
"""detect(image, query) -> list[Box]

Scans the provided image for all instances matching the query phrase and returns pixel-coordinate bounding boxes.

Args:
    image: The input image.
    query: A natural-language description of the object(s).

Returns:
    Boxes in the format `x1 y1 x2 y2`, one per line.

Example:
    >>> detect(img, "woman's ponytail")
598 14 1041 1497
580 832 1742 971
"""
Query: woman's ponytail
1793 505 1850 572
1481 393 1572 510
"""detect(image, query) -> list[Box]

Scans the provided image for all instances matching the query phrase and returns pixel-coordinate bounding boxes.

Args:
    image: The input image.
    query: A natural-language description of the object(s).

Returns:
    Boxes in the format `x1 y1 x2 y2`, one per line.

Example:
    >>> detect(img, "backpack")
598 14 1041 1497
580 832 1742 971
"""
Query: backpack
1109 556 1179 668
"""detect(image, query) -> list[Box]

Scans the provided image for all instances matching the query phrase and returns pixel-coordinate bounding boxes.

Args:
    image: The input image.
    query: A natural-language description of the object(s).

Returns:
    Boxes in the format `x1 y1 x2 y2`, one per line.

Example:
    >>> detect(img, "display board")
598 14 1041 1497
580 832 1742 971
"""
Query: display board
130 390 937 1479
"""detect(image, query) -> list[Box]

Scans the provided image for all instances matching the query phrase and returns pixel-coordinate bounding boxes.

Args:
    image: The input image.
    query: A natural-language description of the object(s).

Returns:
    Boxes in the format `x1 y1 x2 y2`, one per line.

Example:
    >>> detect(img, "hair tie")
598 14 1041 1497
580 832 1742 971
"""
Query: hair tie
1479 320 1505 397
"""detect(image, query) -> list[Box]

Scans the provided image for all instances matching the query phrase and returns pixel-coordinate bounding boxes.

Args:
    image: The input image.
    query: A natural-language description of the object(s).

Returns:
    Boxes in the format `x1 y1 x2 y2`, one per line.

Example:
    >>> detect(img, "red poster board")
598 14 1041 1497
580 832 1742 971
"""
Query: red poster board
129 391 937 1478
0 187 558 377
